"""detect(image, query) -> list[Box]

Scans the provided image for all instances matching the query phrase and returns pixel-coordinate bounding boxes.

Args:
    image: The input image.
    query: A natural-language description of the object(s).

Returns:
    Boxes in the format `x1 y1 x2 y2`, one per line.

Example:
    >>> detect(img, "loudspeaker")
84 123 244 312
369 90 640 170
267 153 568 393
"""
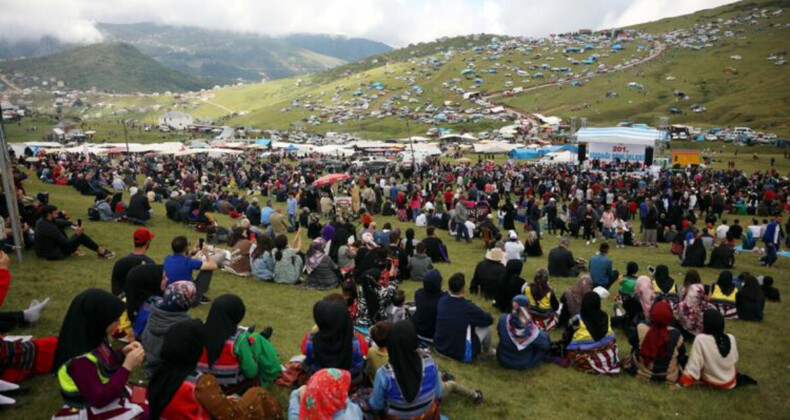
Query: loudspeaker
578 143 587 163
644 147 654 166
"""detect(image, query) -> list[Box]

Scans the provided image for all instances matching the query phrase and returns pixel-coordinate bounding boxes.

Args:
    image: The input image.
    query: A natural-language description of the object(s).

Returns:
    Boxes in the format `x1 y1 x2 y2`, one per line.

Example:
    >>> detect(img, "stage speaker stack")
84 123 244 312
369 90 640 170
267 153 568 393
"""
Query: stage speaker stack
644 147 654 166
578 143 587 163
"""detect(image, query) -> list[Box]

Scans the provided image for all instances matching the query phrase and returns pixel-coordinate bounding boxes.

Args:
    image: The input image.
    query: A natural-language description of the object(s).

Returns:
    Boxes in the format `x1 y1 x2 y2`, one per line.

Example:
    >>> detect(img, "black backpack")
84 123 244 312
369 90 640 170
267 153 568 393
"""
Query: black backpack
87 202 102 221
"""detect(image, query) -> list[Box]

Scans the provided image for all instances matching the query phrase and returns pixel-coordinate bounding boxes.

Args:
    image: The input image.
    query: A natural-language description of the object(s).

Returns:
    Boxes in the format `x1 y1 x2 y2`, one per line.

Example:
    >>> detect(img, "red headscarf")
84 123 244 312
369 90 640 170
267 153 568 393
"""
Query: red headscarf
640 300 674 365
300 368 351 420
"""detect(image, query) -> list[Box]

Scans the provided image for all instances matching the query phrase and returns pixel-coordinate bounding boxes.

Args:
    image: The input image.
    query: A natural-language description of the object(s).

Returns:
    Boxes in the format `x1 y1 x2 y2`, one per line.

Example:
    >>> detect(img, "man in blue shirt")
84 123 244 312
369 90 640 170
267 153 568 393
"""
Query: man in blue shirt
286 192 298 229
434 273 494 362
589 243 619 289
260 200 275 227
163 236 218 303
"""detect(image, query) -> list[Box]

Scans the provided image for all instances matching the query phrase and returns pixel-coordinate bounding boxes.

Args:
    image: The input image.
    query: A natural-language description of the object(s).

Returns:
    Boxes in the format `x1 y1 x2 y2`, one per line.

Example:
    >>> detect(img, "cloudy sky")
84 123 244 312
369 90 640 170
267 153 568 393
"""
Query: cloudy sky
1 0 737 47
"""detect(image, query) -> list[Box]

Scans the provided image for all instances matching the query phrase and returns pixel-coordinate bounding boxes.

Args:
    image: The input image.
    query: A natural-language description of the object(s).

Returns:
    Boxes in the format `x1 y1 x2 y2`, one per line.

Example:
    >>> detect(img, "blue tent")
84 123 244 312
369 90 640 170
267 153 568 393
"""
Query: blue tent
285 145 299 152
353 90 362 96
256 138 271 146
435 114 448 121
612 44 624 50
509 149 540 159
695 135 706 141
461 69 475 75
474 78 484 84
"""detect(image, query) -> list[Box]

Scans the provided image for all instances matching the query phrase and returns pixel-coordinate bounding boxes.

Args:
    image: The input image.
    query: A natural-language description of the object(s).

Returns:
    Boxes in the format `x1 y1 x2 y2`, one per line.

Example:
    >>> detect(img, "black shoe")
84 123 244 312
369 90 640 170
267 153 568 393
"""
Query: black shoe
200 296 211 304
261 326 273 339
1 386 30 396
440 370 455 382
473 390 484 405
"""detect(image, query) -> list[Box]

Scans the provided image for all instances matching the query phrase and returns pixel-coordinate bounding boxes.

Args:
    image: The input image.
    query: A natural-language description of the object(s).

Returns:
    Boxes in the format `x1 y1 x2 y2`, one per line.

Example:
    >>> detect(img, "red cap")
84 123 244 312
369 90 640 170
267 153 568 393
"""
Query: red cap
133 227 155 244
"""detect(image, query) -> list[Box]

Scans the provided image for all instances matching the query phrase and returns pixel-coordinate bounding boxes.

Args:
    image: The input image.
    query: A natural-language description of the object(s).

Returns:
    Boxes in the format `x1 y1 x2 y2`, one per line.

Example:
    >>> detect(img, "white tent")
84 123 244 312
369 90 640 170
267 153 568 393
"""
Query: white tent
473 141 514 154
576 127 664 146
399 136 429 143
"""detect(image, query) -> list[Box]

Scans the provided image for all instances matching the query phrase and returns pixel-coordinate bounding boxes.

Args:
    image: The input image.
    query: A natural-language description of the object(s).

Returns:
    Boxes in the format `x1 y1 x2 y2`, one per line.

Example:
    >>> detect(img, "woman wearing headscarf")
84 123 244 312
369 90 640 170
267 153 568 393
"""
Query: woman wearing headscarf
52 289 146 420
151 319 283 420
304 238 341 290
679 309 753 389
412 270 444 343
708 240 735 269
524 268 560 331
652 265 679 310
681 236 707 267
709 271 738 319
495 259 526 313
399 229 419 281
562 292 621 374
523 224 543 257
356 268 397 329
302 301 368 384
287 368 363 420
678 270 708 336
141 281 197 372
496 295 551 370
634 276 656 321
559 275 592 327
624 300 686 383
197 294 269 394
369 321 443 420
123 264 167 339
329 216 352 264
735 273 765 322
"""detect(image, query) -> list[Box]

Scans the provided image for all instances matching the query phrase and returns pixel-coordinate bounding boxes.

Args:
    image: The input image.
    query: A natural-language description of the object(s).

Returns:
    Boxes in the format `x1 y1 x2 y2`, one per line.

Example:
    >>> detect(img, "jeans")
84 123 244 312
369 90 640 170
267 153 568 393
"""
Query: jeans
760 243 778 266
455 221 470 242
412 208 420 221
616 233 624 246
64 233 100 255
288 214 297 229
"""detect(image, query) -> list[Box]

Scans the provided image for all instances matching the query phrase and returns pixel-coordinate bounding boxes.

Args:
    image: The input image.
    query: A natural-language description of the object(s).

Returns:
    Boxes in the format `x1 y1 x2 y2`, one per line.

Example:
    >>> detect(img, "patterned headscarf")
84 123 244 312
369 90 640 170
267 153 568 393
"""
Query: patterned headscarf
300 368 351 420
635 276 656 319
158 281 197 312
306 238 328 274
506 295 540 351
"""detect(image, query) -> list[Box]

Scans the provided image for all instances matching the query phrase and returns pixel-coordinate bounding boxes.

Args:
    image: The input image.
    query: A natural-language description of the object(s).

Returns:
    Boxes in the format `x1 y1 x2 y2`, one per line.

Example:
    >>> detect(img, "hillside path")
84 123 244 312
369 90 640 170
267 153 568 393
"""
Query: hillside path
0 72 21 92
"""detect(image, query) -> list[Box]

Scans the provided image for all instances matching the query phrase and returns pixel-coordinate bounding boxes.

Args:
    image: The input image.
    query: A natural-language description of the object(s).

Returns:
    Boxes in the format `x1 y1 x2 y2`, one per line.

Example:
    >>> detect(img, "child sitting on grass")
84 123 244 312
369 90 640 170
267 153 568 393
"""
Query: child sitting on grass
365 320 484 405
387 290 407 323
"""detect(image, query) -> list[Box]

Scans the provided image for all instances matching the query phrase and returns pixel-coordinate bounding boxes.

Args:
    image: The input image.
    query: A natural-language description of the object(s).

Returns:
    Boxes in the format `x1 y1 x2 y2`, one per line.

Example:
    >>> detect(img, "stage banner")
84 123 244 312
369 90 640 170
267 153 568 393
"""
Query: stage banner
588 142 646 162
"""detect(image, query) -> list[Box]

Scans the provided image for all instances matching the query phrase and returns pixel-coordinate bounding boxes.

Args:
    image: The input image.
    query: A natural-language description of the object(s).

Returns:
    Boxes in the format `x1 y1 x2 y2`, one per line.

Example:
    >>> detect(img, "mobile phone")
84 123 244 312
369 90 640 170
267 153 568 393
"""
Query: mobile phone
130 385 147 405
77 219 82 227
198 238 205 249
648 265 656 274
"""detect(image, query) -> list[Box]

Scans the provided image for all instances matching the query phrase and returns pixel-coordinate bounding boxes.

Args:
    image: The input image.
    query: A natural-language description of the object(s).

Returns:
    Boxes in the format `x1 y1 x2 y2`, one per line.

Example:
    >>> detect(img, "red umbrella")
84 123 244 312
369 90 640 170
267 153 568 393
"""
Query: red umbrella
312 173 350 188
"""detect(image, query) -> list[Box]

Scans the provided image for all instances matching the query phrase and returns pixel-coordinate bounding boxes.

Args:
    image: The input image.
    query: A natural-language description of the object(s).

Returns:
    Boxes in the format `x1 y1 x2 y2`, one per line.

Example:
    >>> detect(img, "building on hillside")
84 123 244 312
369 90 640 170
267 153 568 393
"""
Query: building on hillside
158 111 193 130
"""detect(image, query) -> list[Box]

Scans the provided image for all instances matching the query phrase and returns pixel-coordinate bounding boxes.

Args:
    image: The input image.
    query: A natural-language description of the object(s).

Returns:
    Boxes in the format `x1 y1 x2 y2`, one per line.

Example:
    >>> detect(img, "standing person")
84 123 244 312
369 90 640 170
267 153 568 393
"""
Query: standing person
496 295 551 370
163 236 218 304
434 274 494 362
504 230 525 262
589 243 619 290
34 205 116 260
110 227 156 295
286 192 298 229
641 200 658 247
454 198 470 243
51 289 146 420
759 215 784 267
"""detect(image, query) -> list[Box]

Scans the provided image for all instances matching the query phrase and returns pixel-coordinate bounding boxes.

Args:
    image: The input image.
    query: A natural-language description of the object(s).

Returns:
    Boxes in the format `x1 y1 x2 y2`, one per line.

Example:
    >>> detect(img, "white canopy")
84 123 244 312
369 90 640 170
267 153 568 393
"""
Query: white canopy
576 127 664 146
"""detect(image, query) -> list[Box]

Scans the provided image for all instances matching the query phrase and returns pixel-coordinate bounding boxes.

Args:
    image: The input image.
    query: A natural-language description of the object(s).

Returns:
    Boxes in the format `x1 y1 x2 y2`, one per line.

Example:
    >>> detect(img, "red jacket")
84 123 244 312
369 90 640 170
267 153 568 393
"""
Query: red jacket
0 268 10 308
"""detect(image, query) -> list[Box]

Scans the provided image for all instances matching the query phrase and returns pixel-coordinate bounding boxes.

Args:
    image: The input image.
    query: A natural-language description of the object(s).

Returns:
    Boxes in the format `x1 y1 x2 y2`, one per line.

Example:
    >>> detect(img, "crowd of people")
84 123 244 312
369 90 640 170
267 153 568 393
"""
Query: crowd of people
0 147 786 418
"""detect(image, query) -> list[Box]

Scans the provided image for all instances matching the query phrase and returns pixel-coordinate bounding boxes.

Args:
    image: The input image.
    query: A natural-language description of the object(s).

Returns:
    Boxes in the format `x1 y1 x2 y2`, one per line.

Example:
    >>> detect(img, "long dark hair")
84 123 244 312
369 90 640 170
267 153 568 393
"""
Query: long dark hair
404 228 416 256
252 234 273 260
227 226 245 247
274 234 288 262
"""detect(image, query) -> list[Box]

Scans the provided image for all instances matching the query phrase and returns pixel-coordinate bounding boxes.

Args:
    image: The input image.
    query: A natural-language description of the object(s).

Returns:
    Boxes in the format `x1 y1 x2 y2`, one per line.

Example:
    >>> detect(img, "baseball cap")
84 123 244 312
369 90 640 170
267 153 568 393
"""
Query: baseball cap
133 227 155 244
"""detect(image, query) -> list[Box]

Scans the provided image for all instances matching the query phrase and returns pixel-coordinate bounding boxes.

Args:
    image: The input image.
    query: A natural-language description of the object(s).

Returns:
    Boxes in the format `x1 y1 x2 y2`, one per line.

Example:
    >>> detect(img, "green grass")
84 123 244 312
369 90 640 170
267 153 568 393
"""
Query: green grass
5 151 790 419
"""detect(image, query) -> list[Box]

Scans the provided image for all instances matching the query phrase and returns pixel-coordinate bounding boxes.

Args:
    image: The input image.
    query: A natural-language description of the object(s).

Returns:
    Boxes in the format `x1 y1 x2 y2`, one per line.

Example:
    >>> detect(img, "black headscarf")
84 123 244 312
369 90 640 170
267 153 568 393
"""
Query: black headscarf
148 319 206 420
715 271 735 295
496 259 524 312
740 274 764 302
53 289 125 371
654 264 674 293
580 292 609 342
404 229 416 257
703 309 731 357
124 264 165 322
387 321 422 403
204 294 245 366
359 268 383 322
682 239 706 267
312 300 353 370
626 262 639 277
329 225 351 263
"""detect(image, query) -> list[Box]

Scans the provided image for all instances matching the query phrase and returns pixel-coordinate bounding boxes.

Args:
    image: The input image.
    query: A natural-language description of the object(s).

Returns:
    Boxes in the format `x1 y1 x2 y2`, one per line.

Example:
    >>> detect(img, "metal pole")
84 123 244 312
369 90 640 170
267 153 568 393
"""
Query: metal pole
0 122 24 263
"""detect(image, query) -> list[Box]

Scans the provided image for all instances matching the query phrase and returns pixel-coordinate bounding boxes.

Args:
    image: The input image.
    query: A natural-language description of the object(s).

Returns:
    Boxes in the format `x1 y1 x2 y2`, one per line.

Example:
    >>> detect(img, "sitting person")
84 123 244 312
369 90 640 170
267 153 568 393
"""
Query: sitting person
51 289 146 420
623 301 686 384
470 247 507 301
589 243 618 289
652 265 679 310
198 295 279 393
123 264 167 339
434 274 494 362
250 235 275 282
558 275 592 327
412 270 444 344
149 319 283 420
524 268 560 331
273 232 304 285
369 321 444 419
562 292 621 374
678 270 708 337
223 227 253 277
422 227 448 263
617 262 639 302
337 236 358 274
548 237 582 278
681 236 707 268
496 295 551 370
709 271 738 319
523 225 543 257
164 236 218 304
356 268 398 329
735 274 765 322
679 309 755 389
407 242 433 282
495 259 526 313
140 281 197 372
760 276 780 302
302 300 368 384
708 241 735 269
287 368 363 420
34 205 116 260
304 238 341 290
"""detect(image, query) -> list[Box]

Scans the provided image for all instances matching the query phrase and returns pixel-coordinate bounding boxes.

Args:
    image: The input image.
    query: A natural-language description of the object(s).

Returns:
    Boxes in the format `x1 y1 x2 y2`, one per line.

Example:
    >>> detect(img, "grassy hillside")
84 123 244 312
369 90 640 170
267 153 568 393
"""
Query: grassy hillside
0 43 207 93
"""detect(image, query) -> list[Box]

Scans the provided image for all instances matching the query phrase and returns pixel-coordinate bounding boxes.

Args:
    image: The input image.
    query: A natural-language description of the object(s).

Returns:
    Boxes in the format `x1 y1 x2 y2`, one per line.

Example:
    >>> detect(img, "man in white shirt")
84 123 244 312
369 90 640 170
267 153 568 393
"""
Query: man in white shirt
747 219 762 239
415 211 428 227
504 230 525 262
716 220 729 240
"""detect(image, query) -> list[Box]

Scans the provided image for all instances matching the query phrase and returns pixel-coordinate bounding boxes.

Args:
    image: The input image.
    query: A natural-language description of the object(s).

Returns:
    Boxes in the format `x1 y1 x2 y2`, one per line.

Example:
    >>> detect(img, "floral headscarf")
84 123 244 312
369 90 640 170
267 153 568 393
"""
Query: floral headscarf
679 283 707 335
306 238 327 274
158 281 197 312
300 368 350 420
506 295 540 350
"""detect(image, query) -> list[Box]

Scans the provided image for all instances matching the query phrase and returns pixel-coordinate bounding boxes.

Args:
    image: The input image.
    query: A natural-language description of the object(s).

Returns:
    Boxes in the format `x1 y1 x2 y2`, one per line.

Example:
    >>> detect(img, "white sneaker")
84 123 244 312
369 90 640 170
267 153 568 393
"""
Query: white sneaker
586 241 590 245
592 238 597 243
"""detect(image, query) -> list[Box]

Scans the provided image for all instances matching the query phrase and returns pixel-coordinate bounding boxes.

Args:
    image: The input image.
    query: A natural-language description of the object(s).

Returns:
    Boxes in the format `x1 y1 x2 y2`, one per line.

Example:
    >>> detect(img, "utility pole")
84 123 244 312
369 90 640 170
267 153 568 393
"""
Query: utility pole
0 121 25 263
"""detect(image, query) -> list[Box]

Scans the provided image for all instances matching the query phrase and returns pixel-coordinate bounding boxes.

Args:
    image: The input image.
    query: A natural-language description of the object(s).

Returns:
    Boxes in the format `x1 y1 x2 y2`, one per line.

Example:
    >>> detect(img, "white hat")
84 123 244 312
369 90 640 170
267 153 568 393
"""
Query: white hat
485 247 506 263
509 230 518 240
130 187 139 195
